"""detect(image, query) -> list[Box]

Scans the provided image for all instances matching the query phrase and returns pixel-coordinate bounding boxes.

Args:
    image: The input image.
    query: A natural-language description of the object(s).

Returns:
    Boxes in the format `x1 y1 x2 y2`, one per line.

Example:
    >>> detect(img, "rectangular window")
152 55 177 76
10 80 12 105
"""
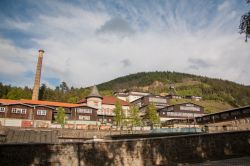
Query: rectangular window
12 108 26 114
79 115 90 120
77 108 92 114
180 106 200 112
37 110 47 116
0 107 5 112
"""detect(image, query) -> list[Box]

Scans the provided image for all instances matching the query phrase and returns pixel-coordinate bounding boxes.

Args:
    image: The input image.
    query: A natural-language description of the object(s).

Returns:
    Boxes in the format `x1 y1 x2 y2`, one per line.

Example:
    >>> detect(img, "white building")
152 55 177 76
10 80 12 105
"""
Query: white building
114 90 151 102
79 86 130 124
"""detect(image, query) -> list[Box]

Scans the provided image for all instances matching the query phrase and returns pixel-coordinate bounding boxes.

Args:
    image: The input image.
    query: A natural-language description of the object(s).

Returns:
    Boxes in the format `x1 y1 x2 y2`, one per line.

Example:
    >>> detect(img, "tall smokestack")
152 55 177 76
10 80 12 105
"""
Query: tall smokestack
32 49 44 100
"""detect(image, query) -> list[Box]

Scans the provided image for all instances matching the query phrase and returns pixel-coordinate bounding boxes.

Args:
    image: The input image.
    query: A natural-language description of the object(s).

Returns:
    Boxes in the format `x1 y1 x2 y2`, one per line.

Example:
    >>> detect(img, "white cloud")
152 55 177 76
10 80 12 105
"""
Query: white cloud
0 0 249 88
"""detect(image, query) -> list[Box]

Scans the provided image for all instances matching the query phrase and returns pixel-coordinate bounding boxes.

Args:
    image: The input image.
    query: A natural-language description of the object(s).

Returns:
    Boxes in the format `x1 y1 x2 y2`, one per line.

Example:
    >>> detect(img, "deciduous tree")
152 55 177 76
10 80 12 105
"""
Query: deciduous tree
113 101 124 126
144 103 160 129
55 107 66 128
239 0 250 42
129 105 141 127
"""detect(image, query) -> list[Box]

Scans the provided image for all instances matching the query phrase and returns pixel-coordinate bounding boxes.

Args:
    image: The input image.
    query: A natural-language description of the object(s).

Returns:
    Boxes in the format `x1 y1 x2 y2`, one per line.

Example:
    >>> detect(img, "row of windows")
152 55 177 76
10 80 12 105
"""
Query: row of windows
98 118 112 122
10 108 47 115
12 108 27 114
37 110 47 116
77 108 92 114
79 115 90 120
180 106 201 112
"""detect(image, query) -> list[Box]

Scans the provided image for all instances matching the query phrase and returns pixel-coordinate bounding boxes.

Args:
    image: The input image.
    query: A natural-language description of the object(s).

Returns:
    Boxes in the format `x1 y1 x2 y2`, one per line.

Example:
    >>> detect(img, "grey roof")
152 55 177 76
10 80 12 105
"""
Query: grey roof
87 85 103 99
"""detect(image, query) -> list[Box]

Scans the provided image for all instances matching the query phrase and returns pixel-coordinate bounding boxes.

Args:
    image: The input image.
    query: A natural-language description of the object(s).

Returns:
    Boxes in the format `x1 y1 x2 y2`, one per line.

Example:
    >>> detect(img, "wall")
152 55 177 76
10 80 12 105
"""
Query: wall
33 106 53 121
202 119 250 133
0 131 249 166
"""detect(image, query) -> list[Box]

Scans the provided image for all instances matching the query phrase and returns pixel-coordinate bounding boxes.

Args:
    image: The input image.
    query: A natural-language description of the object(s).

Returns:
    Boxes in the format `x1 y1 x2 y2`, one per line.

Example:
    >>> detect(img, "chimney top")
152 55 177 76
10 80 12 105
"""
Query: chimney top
38 49 45 53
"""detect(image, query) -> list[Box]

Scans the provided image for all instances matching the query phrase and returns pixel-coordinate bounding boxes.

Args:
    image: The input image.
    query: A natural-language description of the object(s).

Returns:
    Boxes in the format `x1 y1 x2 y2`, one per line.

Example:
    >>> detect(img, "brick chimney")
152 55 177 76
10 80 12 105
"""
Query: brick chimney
32 49 44 100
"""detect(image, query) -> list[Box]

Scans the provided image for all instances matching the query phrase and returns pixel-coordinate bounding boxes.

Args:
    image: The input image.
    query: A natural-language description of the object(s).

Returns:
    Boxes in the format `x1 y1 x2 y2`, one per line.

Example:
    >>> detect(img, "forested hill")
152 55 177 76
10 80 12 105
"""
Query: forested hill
1 71 250 111
98 71 250 107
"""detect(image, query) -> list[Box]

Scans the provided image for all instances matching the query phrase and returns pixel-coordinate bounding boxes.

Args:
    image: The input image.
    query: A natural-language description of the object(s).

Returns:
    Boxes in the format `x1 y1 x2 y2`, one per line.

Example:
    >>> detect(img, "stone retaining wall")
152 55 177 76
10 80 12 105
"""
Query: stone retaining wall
0 131 249 166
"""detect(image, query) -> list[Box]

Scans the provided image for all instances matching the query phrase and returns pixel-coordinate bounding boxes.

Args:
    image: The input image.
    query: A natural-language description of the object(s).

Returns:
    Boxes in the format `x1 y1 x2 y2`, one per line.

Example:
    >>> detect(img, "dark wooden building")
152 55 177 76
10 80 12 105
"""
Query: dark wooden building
132 95 168 109
195 106 250 132
158 102 205 122
0 99 98 127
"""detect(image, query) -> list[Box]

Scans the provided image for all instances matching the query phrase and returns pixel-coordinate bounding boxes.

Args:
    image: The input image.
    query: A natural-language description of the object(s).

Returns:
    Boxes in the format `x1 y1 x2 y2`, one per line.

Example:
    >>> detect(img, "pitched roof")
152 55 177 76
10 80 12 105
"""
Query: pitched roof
87 85 102 99
78 96 129 106
0 99 18 105
0 99 92 108
20 99 85 108
102 96 129 106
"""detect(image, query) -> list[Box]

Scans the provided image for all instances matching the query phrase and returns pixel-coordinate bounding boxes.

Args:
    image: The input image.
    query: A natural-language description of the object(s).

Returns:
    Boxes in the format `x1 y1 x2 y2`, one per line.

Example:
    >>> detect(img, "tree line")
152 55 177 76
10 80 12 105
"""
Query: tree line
1 71 250 107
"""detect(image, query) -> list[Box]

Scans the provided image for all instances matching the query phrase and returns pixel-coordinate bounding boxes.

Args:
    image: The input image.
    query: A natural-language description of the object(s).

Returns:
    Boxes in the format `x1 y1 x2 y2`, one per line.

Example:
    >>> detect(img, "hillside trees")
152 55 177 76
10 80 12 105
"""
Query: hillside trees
6 87 32 99
0 70 250 108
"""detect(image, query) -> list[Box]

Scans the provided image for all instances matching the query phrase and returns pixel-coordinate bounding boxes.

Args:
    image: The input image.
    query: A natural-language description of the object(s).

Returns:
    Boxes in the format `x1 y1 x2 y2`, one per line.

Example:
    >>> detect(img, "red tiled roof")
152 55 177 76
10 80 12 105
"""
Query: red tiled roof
102 96 129 106
78 99 86 104
0 99 88 108
0 99 19 104
78 96 129 106
20 99 85 108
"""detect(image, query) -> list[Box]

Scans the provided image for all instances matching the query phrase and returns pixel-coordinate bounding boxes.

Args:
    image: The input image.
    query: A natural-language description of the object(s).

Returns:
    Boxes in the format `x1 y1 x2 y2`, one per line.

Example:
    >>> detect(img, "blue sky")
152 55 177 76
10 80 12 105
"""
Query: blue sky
0 0 249 87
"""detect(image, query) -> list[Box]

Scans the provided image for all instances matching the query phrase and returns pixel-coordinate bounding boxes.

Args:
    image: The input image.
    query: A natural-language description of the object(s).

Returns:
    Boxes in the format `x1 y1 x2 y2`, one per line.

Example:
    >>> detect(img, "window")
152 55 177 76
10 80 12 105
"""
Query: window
37 110 47 115
79 115 90 120
12 108 26 114
77 108 92 114
0 107 5 112
180 106 200 112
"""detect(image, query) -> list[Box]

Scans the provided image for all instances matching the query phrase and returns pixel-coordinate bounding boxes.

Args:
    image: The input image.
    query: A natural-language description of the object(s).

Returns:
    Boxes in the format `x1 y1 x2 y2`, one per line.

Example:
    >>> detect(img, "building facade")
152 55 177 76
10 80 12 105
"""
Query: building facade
78 86 130 124
158 103 205 122
0 99 98 128
114 90 151 102
196 106 250 132
132 95 168 109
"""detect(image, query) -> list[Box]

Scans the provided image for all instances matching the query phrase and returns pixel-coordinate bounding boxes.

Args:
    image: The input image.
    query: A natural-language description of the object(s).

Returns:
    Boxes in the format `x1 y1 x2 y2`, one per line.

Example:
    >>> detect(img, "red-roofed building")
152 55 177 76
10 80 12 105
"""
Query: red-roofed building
78 86 130 124
0 99 98 128
0 86 130 127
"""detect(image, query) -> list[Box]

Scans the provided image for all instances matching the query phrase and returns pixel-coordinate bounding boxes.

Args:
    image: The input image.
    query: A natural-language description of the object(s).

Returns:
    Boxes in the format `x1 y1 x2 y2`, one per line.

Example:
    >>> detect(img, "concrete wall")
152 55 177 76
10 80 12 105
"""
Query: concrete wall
0 131 249 165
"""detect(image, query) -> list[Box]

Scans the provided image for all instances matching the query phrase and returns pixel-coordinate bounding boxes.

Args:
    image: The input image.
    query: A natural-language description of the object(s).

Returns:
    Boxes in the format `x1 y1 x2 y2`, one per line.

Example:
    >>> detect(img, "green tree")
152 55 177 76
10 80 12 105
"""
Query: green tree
55 107 65 128
144 103 160 129
113 101 124 126
239 0 250 42
7 88 31 99
39 84 47 100
129 106 141 127
59 82 69 93
67 96 78 103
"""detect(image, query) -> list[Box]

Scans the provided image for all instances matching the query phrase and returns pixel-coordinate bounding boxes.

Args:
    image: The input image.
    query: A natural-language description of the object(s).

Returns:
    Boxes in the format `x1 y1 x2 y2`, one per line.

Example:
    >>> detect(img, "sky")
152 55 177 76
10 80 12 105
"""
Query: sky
0 0 249 88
